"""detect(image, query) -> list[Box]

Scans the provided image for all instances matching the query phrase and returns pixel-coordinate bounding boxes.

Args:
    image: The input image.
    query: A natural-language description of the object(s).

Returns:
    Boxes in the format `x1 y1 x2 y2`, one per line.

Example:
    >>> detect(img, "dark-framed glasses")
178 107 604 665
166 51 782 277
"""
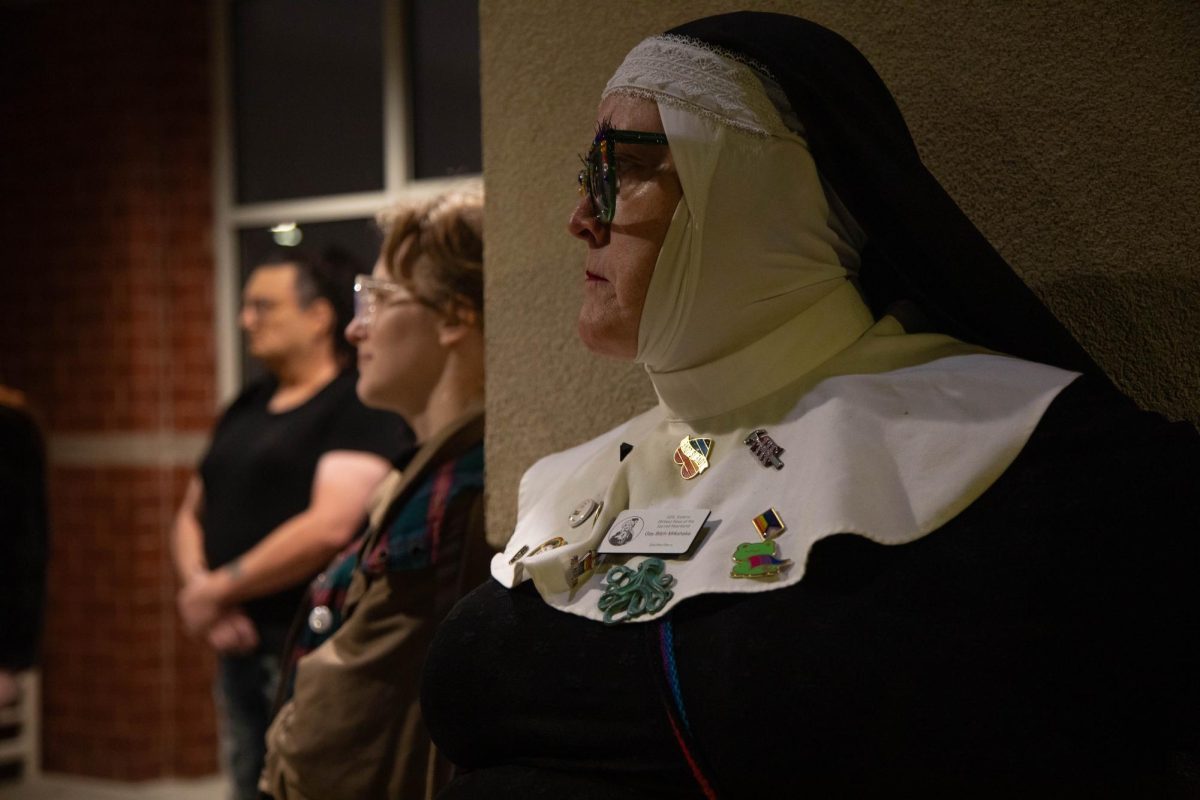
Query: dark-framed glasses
577 119 669 224
352 274 434 327
241 297 279 318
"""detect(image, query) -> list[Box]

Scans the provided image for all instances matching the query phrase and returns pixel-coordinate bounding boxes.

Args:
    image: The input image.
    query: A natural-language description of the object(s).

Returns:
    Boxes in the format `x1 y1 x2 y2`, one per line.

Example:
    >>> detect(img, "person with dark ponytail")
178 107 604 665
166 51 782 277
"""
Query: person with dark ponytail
172 249 411 800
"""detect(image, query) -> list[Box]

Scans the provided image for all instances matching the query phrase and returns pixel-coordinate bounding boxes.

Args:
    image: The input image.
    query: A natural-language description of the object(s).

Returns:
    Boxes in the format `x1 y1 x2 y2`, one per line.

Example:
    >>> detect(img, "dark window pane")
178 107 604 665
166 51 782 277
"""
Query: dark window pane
232 0 385 203
408 0 482 179
236 218 380 383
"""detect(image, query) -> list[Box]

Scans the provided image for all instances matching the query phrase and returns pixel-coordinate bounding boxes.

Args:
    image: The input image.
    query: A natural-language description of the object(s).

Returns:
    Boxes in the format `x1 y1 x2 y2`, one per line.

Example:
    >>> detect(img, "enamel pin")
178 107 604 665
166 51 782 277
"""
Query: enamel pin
673 435 713 480
567 549 599 589
730 540 792 579
527 536 566 557
597 557 676 624
744 428 784 469
751 507 786 539
568 498 600 528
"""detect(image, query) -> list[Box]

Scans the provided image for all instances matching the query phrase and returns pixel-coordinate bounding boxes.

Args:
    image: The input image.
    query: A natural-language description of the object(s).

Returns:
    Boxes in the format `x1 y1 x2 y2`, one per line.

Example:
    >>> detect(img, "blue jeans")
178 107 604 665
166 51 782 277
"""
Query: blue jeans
214 650 281 800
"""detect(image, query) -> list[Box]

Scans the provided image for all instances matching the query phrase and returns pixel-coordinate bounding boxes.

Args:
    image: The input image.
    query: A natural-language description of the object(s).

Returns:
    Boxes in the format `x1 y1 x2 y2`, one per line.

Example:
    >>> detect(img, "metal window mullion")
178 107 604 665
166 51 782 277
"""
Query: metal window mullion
212 0 239 405
229 192 394 228
226 175 480 231
383 0 410 200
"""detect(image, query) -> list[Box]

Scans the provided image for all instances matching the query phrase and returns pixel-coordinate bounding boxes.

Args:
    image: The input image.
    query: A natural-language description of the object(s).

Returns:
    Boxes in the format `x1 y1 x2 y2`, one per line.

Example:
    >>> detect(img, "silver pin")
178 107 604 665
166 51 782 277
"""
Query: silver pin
568 498 600 528
308 605 334 634
744 428 785 469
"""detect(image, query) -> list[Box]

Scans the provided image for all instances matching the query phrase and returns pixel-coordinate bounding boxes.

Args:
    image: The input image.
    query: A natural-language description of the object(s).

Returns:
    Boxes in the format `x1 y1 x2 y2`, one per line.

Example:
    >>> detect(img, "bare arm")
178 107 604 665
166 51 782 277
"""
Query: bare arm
219 450 391 602
177 451 391 634
170 475 207 582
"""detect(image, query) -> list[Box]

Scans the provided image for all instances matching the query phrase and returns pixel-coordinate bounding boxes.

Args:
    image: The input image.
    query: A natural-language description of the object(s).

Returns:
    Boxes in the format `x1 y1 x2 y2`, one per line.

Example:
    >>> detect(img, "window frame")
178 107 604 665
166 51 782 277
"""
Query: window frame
210 0 478 403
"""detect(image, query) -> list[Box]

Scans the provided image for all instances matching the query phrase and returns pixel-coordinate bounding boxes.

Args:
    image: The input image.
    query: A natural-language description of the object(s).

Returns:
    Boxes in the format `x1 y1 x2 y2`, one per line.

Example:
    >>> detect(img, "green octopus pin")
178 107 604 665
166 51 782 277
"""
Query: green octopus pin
597 557 675 624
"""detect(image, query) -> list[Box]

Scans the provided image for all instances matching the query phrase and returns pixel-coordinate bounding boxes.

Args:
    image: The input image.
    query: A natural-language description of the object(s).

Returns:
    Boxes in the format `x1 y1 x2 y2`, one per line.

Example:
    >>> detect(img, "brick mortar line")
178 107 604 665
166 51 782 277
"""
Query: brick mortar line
47 432 208 467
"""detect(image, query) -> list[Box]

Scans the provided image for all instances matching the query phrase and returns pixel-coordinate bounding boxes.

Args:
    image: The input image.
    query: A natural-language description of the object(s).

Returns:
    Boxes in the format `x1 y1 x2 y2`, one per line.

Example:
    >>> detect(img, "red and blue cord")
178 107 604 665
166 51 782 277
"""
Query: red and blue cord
658 619 718 799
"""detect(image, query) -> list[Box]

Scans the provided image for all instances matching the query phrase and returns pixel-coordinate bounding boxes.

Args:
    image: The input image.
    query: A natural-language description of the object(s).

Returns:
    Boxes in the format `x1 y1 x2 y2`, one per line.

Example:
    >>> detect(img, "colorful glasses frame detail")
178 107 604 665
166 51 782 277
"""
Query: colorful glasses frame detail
577 121 669 224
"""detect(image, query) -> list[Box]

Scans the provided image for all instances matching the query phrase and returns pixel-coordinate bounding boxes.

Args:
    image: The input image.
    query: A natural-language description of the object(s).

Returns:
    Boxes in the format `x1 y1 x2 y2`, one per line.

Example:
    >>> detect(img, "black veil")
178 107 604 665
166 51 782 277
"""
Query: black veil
670 12 1106 380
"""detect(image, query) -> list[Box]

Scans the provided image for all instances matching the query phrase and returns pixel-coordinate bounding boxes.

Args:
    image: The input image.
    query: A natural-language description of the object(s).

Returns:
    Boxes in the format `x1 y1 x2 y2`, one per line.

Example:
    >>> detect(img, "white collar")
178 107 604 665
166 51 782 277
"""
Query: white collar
494 329 1079 624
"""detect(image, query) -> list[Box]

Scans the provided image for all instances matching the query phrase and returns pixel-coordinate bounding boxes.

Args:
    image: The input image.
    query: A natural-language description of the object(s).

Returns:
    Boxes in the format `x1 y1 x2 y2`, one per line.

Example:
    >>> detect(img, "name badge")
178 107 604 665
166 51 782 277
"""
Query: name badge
598 508 711 555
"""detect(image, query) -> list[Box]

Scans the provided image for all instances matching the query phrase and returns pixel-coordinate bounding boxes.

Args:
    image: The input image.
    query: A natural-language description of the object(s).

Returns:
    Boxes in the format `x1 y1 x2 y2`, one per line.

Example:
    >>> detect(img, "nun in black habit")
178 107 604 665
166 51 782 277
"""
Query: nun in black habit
421 12 1200 798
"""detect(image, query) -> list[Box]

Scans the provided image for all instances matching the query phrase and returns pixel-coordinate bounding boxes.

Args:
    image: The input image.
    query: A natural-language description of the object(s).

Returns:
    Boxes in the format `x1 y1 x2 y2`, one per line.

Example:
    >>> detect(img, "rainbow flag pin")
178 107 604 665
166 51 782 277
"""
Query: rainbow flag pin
673 435 713 480
751 507 786 540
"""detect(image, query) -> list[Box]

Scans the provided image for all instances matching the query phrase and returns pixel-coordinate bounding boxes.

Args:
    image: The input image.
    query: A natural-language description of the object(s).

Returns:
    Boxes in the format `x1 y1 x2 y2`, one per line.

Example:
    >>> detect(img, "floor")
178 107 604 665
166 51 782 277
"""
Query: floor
1 670 225 800
0 774 225 800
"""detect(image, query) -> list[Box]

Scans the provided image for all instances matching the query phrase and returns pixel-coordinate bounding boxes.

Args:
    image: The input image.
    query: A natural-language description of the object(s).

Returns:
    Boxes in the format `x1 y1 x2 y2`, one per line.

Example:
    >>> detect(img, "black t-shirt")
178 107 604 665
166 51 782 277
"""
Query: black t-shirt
199 369 411 642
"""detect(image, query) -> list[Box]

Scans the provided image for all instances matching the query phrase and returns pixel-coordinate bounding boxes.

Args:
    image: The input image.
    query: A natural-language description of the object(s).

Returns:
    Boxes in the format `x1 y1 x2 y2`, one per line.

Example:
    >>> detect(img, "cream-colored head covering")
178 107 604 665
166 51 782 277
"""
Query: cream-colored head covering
606 35 872 419
491 36 1077 623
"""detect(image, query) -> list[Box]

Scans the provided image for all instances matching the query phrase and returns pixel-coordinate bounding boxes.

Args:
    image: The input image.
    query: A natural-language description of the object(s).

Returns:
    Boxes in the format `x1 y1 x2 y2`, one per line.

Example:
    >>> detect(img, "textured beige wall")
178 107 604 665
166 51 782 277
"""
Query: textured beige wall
480 1 1200 544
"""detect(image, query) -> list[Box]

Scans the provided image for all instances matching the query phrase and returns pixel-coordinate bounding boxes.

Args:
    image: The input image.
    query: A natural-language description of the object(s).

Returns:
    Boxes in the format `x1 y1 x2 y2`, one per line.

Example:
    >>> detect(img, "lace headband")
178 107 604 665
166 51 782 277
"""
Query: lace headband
602 34 800 138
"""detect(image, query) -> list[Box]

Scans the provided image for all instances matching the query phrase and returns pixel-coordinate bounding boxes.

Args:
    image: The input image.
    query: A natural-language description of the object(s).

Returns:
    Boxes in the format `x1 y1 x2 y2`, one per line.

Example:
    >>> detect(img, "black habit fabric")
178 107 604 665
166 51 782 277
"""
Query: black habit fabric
422 377 1200 798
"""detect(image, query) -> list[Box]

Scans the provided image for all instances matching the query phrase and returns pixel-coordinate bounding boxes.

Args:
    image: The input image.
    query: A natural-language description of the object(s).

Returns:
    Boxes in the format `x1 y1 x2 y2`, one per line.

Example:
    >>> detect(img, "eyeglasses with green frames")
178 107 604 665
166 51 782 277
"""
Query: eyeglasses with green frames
577 120 669 224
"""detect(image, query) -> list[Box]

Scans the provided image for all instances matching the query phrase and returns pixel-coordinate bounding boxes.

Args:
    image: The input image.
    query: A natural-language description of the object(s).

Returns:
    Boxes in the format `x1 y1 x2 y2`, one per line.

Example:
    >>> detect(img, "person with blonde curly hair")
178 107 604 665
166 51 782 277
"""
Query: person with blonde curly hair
261 184 487 800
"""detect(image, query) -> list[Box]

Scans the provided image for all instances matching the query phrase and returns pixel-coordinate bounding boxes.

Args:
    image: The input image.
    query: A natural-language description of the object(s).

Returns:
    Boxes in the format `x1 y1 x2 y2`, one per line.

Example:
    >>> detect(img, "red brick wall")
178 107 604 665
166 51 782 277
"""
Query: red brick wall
41 468 217 779
0 0 219 780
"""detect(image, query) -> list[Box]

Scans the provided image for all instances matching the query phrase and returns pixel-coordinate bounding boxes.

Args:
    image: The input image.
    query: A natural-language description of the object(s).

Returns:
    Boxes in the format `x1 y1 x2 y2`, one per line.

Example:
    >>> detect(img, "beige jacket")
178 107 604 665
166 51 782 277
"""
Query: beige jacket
261 406 487 800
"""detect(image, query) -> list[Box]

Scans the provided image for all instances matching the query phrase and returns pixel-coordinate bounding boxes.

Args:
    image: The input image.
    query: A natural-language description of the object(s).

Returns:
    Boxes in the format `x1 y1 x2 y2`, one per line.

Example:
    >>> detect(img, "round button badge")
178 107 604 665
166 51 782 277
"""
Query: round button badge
568 498 600 528
308 605 334 634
